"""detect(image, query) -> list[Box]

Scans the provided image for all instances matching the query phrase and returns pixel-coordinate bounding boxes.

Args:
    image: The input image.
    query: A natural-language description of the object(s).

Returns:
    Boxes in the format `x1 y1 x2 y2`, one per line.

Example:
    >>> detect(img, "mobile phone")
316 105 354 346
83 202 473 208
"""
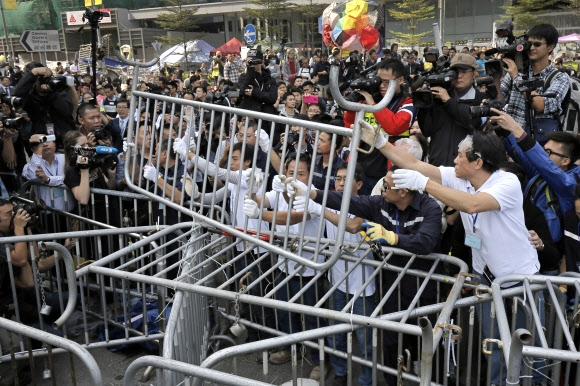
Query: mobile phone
304 95 318 104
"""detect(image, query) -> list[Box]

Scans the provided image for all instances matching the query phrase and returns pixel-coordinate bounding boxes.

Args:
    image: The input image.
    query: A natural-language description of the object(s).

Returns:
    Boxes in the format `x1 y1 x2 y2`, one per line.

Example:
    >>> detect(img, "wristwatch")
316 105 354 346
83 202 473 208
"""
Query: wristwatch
45 177 50 184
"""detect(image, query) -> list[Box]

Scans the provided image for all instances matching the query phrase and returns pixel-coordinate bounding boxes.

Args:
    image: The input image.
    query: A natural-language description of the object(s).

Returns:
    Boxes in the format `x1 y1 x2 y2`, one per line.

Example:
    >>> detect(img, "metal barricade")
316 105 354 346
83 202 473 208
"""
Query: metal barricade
93 52 472 385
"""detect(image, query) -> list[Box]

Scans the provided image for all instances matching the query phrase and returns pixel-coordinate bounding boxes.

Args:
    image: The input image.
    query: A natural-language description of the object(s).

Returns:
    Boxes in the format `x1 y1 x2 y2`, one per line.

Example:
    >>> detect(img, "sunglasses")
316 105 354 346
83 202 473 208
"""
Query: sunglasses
529 41 547 48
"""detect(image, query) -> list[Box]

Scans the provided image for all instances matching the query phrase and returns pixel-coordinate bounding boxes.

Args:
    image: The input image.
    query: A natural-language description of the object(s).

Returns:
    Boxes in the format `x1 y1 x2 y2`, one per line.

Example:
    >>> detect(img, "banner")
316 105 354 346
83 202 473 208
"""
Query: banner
4 0 17 10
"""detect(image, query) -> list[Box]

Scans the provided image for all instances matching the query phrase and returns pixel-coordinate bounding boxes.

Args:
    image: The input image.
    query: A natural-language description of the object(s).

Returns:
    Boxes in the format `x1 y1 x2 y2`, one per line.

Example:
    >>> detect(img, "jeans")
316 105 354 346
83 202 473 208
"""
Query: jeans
275 272 325 364
327 289 375 386
475 271 546 386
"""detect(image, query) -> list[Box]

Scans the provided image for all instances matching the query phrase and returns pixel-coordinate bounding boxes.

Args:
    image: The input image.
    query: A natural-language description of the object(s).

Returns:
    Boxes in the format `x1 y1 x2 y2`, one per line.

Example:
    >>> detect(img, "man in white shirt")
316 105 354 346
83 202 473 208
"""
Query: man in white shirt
360 127 543 385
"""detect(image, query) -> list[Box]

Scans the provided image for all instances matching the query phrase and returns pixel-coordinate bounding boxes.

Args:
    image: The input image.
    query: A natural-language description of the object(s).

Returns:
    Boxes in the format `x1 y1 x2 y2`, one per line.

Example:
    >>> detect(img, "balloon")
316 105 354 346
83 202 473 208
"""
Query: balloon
360 24 380 50
321 0 383 51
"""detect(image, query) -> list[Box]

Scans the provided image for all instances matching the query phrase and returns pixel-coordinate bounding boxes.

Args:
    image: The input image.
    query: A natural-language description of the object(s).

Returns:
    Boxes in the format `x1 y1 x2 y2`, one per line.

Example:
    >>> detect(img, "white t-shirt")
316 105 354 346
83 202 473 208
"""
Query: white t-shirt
325 210 375 296
228 178 268 253
440 167 540 279
265 188 324 276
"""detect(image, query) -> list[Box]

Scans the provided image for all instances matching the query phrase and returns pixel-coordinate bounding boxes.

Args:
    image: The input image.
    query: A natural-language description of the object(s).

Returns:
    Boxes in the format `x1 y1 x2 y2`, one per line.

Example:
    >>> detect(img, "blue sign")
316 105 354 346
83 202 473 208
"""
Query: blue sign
244 24 256 46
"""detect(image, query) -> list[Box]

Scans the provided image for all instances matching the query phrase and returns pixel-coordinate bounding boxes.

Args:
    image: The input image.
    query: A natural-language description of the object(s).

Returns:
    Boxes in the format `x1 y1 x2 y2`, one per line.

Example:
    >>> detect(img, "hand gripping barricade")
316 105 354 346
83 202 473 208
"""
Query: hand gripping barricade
93 51 478 386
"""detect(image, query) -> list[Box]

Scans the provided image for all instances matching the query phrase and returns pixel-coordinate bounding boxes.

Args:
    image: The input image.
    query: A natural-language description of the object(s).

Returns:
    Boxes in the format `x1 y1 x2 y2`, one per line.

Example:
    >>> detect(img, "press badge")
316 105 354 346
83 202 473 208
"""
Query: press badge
464 233 482 250
46 123 54 135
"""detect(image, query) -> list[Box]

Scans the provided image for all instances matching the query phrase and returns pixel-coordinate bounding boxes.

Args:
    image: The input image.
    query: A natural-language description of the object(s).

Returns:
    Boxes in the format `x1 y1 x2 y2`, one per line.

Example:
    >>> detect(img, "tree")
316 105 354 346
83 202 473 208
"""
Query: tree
566 0 580 16
244 0 296 49
156 0 200 71
294 3 327 53
500 0 562 32
388 0 435 50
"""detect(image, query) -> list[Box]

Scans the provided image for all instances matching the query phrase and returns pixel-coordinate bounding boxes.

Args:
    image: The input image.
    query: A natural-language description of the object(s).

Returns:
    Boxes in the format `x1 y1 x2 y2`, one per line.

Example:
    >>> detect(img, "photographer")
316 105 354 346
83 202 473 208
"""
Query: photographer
417 54 485 167
22 134 74 213
13 63 77 150
343 58 416 194
63 131 120 229
237 49 278 115
78 103 123 154
495 23 569 145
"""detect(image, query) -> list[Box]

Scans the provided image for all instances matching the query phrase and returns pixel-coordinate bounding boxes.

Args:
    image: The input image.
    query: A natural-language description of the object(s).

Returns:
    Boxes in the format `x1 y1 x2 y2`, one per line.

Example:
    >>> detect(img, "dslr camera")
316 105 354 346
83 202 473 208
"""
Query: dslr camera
10 196 42 228
0 91 22 108
37 75 69 93
0 113 26 131
93 126 112 142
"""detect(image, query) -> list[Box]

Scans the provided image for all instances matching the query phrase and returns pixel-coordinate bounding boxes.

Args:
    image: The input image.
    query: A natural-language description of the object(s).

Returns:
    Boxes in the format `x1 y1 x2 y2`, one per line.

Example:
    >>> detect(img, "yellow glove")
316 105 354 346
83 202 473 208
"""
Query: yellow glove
361 221 396 245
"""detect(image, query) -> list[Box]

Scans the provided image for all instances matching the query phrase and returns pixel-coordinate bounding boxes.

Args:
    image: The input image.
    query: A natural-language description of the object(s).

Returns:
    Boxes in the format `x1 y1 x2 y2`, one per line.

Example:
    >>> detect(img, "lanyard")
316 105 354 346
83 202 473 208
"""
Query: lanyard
395 209 399 234
471 213 478 233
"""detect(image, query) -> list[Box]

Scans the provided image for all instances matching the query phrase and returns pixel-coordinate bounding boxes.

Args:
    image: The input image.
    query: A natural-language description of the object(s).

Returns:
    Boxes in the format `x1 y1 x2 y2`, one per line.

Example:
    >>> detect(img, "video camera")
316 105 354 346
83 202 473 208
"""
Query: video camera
29 135 56 148
69 145 118 169
83 7 110 25
411 49 457 109
0 113 26 131
484 21 530 74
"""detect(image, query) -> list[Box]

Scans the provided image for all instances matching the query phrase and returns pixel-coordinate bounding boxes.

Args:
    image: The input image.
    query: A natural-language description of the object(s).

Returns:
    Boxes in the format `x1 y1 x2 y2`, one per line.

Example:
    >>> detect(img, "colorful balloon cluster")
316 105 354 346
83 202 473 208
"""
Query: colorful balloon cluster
321 0 384 52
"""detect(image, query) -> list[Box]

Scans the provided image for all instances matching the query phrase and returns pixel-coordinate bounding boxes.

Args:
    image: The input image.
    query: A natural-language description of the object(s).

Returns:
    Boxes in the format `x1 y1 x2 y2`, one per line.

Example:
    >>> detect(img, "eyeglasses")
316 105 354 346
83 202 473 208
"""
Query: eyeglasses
530 41 548 48
382 183 400 192
545 148 569 159
3 210 14 216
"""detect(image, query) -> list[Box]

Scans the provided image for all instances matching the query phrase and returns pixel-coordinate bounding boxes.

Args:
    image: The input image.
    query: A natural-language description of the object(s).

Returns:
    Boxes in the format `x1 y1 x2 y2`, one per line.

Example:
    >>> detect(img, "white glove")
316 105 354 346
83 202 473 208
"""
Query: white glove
286 178 309 197
143 165 159 182
358 119 388 149
182 175 200 199
123 141 137 157
272 175 287 193
173 138 189 161
293 195 322 216
392 169 429 191
242 168 263 194
243 199 260 219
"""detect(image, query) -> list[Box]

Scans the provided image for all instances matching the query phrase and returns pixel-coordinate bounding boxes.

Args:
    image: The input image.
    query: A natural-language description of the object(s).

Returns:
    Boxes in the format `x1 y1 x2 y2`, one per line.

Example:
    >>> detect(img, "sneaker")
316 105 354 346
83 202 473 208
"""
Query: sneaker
309 365 329 381
332 374 347 386
269 349 291 365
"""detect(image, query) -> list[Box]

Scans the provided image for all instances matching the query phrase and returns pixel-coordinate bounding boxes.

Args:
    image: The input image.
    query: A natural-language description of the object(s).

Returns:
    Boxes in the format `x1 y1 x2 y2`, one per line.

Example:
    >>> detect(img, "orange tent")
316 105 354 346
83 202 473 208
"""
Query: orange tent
210 37 243 56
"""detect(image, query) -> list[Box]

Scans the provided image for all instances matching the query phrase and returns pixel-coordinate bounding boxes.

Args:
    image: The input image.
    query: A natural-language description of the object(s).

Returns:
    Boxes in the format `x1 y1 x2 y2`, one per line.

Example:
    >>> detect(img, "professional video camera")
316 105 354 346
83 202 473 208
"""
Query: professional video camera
82 7 110 24
36 75 68 93
10 195 42 228
69 145 118 169
410 48 458 109
345 75 383 102
246 48 264 66
341 50 364 75
212 85 240 103
0 113 26 131
485 21 530 74
0 91 22 108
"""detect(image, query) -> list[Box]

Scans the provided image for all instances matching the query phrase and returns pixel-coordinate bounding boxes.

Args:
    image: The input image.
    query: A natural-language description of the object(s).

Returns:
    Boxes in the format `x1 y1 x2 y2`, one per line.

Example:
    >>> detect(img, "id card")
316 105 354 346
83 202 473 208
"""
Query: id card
464 233 482 250
46 123 55 135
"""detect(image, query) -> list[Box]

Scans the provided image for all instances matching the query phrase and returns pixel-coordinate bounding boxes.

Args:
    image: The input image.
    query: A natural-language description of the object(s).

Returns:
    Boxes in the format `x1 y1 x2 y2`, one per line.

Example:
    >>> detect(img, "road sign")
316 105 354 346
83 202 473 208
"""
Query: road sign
244 24 256 46
19 30 61 53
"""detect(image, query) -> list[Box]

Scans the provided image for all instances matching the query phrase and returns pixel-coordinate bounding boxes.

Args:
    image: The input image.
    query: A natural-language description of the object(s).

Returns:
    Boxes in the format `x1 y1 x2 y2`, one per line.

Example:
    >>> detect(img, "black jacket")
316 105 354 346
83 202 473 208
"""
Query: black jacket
237 67 278 115
14 70 76 148
418 86 485 167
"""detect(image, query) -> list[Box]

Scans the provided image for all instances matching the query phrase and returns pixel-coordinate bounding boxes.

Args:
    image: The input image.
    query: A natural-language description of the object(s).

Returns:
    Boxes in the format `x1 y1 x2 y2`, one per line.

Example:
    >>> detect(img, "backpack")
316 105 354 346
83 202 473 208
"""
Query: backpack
545 69 580 135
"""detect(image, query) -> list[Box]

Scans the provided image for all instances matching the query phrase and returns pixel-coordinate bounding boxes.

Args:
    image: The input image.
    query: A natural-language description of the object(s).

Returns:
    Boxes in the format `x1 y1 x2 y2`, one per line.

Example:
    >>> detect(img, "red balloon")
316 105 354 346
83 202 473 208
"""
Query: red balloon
322 24 333 46
360 25 379 50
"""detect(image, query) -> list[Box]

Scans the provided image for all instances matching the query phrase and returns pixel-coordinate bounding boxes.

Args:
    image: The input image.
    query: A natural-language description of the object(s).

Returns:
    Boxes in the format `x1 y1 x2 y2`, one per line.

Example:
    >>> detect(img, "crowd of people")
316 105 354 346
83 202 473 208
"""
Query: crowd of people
0 22 579 386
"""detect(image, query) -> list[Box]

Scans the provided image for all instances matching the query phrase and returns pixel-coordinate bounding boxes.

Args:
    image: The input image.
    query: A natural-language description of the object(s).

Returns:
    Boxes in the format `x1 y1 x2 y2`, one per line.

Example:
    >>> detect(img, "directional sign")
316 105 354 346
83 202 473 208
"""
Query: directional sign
19 30 61 53
244 24 256 46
